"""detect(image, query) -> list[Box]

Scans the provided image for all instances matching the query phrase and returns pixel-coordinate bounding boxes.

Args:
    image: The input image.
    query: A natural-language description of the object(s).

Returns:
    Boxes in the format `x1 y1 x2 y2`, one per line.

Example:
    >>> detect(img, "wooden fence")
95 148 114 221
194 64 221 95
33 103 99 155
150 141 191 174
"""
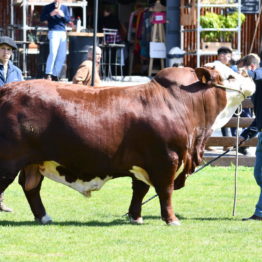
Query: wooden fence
204 98 257 166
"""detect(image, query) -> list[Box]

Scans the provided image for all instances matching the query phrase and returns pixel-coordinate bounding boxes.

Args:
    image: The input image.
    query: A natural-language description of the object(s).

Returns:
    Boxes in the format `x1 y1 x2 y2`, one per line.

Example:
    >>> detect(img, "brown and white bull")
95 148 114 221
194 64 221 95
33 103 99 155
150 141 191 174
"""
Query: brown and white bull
0 62 255 225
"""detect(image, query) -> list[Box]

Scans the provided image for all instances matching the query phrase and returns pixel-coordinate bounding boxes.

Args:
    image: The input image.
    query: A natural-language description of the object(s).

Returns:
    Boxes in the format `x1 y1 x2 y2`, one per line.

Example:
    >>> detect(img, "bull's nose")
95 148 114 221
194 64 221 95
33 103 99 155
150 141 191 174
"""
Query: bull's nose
245 80 256 96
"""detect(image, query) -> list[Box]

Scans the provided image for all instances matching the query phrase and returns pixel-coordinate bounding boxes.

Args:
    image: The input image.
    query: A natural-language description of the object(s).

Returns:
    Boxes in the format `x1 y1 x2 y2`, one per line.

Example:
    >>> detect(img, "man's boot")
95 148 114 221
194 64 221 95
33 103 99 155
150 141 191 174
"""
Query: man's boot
0 193 13 212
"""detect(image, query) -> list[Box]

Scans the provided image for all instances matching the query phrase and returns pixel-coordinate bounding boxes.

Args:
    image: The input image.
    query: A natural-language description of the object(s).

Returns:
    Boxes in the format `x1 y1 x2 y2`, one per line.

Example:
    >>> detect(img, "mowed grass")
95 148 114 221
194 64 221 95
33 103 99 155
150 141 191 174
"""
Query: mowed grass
0 166 262 262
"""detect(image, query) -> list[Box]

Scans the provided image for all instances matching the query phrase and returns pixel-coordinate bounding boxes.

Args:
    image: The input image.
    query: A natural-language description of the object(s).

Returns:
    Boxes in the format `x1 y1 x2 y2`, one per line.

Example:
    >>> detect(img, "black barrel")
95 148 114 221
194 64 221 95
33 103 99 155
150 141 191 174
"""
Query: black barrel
37 41 49 78
68 36 93 80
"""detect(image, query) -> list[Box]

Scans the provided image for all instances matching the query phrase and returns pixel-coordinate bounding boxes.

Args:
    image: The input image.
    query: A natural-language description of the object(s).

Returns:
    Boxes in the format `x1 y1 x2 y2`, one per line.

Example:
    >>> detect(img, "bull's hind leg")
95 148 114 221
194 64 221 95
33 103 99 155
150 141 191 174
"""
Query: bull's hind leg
18 165 52 224
128 178 150 224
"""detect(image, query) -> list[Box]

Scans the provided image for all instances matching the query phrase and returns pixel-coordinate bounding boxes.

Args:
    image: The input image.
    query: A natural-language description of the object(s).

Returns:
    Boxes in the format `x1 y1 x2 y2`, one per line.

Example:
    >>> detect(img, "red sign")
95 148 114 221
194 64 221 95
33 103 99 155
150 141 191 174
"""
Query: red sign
152 12 166 24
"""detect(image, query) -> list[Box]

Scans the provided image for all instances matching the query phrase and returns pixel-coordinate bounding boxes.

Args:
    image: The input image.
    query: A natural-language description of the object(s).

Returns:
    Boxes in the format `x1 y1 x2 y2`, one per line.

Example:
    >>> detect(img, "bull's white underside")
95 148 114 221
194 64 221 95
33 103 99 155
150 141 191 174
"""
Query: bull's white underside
130 163 184 186
129 166 153 186
39 162 156 196
39 161 112 197
176 162 185 178
39 162 184 196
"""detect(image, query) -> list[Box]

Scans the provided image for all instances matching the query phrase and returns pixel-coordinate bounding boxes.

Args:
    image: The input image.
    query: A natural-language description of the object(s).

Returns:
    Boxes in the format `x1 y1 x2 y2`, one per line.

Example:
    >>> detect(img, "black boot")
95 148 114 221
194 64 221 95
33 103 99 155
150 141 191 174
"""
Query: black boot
51 75 59 81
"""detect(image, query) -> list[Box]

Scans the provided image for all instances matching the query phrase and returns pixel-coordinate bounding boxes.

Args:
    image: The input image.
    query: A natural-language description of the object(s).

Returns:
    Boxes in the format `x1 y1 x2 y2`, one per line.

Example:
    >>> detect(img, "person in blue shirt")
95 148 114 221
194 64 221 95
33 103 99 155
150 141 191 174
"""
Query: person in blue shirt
40 0 70 81
0 36 23 87
0 35 23 212
238 54 262 221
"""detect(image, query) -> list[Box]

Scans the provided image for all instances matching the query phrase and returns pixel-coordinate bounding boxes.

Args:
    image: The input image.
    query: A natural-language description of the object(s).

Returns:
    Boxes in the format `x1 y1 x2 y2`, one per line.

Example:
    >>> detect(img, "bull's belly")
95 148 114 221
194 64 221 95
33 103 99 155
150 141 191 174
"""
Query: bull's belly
39 161 112 197
38 161 185 196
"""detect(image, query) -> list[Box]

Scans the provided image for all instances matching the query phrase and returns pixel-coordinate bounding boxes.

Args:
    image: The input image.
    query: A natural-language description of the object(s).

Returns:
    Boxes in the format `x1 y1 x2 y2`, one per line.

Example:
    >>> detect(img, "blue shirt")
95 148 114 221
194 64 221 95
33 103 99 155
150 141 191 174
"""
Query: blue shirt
251 68 262 130
0 61 23 87
40 2 70 31
241 67 262 136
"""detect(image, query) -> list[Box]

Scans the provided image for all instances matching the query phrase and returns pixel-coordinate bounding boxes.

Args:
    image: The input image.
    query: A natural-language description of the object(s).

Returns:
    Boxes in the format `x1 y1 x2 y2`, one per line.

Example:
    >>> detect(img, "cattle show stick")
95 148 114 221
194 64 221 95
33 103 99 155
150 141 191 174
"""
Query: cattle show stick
232 106 242 217
122 194 158 217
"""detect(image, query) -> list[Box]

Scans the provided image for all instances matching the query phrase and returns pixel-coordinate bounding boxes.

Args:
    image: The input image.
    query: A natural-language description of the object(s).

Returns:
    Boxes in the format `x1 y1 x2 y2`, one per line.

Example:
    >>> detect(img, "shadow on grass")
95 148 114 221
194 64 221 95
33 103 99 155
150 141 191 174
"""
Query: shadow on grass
0 214 236 227
0 219 131 227
177 214 235 221
142 214 235 221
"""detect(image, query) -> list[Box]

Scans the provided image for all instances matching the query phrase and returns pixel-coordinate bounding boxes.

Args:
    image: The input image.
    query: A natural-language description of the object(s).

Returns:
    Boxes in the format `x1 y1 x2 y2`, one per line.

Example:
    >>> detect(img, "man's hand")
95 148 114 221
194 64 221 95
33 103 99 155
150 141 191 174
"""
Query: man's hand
57 9 65 17
238 136 246 146
50 9 64 17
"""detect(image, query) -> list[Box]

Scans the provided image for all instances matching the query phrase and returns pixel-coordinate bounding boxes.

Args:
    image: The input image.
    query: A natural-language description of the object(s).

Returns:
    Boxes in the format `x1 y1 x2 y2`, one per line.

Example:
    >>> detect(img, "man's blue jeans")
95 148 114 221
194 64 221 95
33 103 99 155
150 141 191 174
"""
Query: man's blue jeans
254 132 262 217
46 30 67 78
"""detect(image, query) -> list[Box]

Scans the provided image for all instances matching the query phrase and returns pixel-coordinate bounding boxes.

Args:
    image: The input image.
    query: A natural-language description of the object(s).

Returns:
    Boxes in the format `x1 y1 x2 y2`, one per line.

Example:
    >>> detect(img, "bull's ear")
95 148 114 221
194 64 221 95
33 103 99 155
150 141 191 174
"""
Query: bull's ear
195 67 212 84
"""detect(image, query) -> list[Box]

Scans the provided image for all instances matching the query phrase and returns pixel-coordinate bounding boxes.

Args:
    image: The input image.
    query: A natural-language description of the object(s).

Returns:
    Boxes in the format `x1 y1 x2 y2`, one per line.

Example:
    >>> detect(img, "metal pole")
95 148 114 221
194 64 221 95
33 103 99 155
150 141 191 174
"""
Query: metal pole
23 0 27 77
83 0 87 30
196 0 201 67
91 0 98 86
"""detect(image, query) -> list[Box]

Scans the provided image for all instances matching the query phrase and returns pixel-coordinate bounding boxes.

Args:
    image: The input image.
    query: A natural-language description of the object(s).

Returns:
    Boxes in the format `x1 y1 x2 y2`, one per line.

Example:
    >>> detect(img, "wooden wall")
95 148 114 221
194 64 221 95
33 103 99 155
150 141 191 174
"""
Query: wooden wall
0 0 11 35
241 14 262 55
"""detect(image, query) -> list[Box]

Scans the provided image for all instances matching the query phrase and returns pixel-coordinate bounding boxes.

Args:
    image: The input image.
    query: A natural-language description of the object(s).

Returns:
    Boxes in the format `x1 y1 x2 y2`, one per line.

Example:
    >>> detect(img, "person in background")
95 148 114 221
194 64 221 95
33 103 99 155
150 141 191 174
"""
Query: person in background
98 4 124 78
230 53 260 155
72 46 102 86
217 46 233 66
215 47 234 143
0 35 24 212
205 46 233 151
40 0 70 81
239 53 262 221
98 4 123 43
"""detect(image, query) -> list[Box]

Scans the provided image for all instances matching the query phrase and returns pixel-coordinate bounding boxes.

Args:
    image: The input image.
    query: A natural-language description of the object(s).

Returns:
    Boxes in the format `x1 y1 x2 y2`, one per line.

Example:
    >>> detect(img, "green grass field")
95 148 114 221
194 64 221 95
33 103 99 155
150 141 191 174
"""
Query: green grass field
0 166 262 262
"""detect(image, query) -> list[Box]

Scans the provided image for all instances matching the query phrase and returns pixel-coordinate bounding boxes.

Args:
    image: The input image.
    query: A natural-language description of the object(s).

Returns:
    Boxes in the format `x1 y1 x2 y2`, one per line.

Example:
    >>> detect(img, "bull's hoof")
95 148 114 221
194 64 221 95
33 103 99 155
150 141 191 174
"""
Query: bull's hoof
167 220 181 226
129 216 144 224
35 214 52 225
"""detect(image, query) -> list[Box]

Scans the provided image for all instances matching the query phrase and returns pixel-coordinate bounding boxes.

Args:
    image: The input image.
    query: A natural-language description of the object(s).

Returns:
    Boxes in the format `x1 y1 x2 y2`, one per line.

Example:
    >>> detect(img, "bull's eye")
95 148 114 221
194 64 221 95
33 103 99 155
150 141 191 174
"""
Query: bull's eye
227 75 235 80
240 70 249 77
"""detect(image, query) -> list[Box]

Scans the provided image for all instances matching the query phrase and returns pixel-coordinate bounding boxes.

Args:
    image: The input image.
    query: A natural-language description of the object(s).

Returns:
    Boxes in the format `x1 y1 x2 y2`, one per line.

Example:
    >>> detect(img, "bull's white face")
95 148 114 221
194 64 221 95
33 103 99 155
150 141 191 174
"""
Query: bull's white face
205 62 256 130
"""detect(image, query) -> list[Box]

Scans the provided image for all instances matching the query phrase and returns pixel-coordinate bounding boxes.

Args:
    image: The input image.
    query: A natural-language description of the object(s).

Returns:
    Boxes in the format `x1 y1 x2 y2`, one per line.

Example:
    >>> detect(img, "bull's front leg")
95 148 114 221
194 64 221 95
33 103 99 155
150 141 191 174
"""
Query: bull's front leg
152 165 181 226
128 178 150 224
155 181 180 226
18 165 52 225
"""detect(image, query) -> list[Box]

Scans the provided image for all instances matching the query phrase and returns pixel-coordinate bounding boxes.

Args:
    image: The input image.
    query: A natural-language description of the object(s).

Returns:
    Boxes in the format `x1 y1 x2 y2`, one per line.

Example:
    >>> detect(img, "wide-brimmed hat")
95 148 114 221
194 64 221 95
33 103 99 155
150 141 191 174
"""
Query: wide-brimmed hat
0 36 17 50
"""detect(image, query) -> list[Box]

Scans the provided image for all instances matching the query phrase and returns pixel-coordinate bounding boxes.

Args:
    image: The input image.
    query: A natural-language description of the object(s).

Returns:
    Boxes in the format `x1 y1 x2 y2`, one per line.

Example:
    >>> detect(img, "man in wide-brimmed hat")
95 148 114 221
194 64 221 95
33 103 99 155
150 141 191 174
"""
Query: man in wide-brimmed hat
0 36 23 86
0 35 23 212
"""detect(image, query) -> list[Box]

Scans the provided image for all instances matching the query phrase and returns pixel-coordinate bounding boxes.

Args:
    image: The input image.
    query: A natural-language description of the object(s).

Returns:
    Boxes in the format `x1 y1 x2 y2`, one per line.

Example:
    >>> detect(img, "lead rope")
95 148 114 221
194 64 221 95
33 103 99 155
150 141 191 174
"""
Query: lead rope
214 84 246 100
232 104 242 216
